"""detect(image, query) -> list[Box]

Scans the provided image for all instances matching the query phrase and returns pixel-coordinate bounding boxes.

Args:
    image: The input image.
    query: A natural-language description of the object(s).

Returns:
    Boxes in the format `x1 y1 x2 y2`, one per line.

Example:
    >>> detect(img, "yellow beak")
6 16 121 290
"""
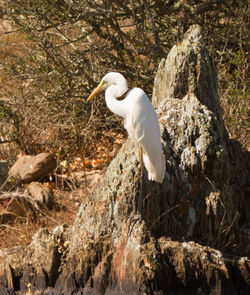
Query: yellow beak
87 83 103 101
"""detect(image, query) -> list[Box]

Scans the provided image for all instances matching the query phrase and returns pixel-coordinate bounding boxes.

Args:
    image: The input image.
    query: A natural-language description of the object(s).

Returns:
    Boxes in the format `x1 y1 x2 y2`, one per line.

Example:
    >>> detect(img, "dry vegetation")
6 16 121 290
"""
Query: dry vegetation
0 0 249 247
0 190 78 248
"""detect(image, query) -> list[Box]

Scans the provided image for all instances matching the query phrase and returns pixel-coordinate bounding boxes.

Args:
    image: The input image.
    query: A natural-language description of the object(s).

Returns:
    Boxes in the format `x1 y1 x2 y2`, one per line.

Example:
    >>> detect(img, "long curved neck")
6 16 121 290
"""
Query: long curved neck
105 84 128 118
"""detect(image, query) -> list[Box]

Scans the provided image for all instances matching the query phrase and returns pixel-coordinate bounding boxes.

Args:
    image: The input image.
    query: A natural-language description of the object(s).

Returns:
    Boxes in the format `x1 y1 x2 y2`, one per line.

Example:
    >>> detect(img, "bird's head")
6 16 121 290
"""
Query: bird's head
87 72 127 101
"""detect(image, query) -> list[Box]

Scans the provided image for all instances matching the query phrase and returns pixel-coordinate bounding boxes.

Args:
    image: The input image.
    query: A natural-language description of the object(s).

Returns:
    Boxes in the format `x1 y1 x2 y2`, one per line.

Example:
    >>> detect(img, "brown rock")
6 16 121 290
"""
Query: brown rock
7 195 37 218
25 182 54 209
0 212 16 224
0 192 42 223
9 153 56 183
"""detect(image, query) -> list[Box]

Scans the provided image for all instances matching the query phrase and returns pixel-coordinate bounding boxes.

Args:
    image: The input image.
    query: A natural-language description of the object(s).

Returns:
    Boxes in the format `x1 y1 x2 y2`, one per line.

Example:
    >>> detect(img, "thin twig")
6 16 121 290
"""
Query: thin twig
205 176 217 192
143 193 151 209
150 204 180 229
0 224 23 231
222 211 239 236
42 212 60 225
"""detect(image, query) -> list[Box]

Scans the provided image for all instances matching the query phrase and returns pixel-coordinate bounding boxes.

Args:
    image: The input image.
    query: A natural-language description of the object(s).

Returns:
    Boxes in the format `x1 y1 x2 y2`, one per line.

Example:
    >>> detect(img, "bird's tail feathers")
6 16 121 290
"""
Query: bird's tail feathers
143 151 165 183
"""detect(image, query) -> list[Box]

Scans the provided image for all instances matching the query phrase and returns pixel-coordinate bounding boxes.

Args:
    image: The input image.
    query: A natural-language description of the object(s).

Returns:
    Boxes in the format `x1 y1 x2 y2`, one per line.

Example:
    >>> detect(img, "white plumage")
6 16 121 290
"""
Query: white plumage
87 72 165 183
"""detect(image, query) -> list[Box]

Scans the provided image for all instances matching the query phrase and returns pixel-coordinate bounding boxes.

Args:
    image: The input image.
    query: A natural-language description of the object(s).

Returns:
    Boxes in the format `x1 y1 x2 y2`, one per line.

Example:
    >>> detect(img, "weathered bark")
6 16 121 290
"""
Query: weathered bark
0 226 67 293
152 25 221 119
0 25 249 295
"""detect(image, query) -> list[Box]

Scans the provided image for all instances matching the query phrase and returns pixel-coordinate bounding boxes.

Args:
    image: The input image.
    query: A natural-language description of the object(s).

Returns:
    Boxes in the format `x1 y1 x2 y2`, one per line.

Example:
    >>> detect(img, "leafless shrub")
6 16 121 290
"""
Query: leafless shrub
0 0 248 164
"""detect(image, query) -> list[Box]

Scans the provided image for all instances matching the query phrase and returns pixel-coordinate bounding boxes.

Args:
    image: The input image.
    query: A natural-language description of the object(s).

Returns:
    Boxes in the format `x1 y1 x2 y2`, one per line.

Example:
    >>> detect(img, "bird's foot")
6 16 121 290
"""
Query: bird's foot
128 213 142 237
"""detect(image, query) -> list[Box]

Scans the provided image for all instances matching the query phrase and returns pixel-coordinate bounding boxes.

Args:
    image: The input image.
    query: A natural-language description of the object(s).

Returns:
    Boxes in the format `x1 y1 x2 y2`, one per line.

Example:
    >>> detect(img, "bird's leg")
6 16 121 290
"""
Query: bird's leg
128 147 144 236
137 146 144 216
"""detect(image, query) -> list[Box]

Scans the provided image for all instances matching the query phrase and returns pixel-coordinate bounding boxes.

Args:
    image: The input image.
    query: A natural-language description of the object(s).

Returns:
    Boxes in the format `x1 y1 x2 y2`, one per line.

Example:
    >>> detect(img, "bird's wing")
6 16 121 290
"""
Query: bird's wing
123 88 145 142
125 88 165 182
124 87 161 148
133 91 160 145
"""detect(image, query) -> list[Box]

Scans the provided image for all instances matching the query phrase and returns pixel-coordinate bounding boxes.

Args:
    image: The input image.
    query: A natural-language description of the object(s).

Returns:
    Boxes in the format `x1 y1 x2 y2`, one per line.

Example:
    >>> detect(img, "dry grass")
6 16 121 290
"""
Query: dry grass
0 30 34 88
0 188 83 248
218 48 250 149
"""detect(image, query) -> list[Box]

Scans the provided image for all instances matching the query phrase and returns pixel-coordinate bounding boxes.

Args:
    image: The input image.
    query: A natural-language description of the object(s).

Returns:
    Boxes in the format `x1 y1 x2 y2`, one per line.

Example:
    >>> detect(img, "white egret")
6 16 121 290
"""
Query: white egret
87 72 165 218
